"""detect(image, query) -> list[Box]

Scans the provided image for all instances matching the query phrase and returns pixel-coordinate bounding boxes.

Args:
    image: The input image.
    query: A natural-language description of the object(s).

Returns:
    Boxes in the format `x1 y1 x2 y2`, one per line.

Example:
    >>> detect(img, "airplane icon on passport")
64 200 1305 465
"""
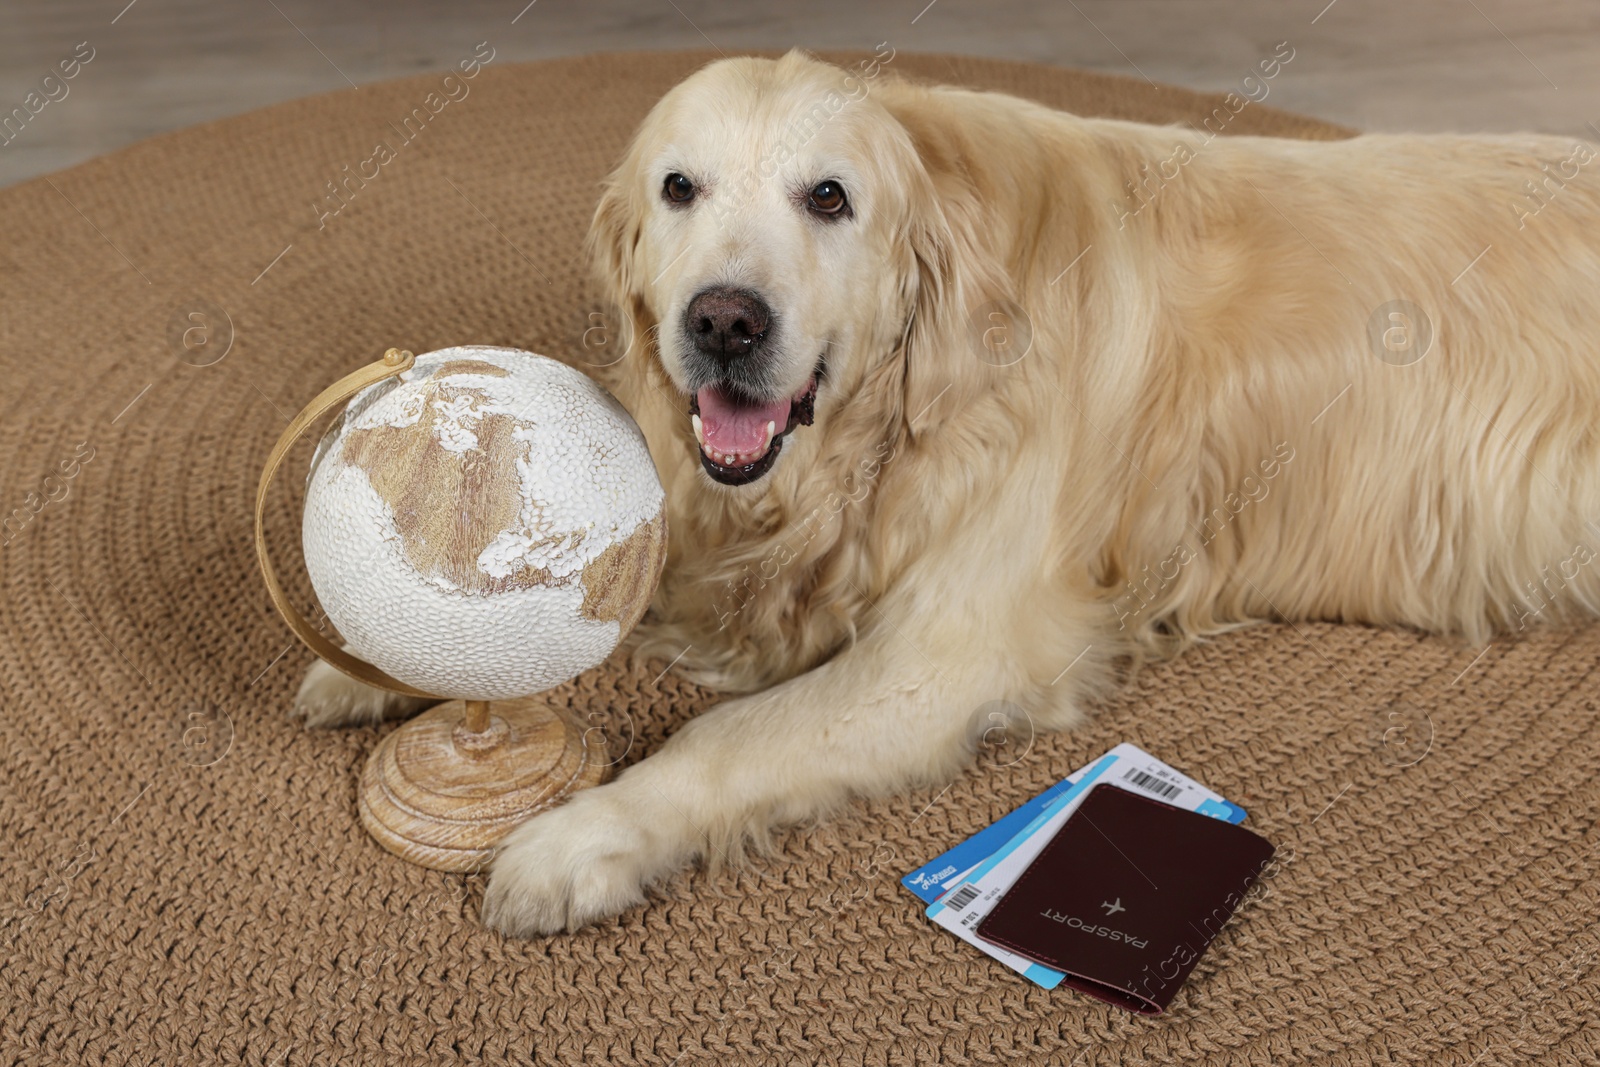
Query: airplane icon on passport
1100 898 1125 916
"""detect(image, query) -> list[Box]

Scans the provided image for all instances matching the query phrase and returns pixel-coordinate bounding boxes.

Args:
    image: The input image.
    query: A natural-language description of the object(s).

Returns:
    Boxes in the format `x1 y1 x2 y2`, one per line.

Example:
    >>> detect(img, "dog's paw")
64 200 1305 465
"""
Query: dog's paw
482 784 679 937
291 658 431 728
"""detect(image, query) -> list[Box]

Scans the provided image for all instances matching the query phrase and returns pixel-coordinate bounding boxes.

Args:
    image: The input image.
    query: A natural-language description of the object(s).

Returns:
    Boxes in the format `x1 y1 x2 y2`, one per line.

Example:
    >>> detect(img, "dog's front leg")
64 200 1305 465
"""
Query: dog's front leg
481 611 1025 936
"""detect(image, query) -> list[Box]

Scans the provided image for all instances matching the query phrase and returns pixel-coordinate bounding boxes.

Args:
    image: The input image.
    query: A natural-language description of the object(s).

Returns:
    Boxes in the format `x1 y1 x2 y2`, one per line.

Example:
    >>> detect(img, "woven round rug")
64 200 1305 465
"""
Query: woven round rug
2 49 1597 1067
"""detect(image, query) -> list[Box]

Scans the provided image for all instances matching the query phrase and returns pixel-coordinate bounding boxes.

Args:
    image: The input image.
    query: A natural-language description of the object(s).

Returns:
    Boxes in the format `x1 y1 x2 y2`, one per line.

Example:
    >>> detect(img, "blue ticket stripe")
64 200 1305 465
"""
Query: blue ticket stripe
1198 797 1248 823
1025 962 1066 989
900 773 1083 903
926 754 1121 919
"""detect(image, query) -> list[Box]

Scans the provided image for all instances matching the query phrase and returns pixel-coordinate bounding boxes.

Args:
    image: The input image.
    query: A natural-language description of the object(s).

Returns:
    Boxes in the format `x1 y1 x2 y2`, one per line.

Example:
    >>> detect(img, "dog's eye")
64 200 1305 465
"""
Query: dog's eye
663 173 696 204
807 180 848 217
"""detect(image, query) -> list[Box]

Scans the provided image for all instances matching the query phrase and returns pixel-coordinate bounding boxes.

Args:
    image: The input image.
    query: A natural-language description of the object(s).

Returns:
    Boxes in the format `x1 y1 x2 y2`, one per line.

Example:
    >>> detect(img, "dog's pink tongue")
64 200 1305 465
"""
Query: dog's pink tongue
696 386 789 455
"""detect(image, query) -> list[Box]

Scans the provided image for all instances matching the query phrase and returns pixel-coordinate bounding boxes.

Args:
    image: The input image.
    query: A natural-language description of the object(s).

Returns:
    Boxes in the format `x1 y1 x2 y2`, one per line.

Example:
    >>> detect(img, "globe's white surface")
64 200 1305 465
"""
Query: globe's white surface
302 346 666 701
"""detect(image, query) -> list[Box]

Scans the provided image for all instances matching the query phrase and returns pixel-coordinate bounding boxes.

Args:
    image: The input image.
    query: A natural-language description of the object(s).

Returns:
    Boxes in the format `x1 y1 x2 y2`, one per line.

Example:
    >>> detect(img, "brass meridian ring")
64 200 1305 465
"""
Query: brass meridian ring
253 347 439 699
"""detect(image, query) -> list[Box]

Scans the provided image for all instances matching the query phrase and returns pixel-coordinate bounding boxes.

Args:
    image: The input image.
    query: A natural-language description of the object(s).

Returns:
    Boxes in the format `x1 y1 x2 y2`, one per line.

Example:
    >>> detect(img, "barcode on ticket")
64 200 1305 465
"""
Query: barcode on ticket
944 885 980 912
1122 767 1182 800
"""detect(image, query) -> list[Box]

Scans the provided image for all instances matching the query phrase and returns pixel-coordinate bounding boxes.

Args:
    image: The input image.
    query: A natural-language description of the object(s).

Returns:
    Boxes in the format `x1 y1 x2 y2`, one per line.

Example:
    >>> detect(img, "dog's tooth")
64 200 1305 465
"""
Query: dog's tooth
764 420 776 449
691 413 705 446
723 454 735 465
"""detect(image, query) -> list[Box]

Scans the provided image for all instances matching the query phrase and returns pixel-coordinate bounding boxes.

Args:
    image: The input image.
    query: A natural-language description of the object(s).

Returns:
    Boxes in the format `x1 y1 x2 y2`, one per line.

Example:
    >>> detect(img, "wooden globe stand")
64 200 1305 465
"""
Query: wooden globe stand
358 697 607 872
254 348 613 873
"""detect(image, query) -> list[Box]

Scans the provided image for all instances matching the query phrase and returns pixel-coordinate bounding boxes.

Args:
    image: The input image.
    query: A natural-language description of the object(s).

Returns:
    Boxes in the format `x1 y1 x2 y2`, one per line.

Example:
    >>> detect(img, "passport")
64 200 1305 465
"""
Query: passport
973 783 1275 1014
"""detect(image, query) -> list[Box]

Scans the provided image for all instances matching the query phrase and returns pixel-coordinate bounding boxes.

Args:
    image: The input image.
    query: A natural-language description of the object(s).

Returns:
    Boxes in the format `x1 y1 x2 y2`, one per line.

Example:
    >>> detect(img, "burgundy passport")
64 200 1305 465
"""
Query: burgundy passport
974 783 1274 1015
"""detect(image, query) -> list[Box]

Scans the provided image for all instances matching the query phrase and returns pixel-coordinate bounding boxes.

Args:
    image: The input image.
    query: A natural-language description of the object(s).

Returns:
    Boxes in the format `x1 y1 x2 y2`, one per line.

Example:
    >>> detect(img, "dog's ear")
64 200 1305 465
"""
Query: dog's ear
589 175 638 303
888 96 1008 442
585 165 656 384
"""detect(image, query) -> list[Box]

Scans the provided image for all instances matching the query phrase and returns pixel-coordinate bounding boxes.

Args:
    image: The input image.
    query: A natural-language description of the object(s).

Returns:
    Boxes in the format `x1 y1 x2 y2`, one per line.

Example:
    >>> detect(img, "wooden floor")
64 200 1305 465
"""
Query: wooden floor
2 0 1596 187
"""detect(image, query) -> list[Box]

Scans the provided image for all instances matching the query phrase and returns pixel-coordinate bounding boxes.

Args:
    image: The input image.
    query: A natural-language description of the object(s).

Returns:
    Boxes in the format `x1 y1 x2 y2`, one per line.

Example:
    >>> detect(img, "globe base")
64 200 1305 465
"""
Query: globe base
358 697 609 873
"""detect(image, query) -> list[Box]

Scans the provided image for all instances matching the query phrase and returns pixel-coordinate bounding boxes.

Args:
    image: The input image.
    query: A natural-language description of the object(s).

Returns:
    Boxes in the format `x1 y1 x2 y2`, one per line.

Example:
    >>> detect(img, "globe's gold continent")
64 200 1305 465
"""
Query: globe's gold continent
302 346 667 701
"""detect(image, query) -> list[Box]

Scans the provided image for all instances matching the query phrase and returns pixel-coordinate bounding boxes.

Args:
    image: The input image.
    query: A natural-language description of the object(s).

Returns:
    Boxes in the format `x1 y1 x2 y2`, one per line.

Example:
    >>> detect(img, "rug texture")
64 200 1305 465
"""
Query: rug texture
2 49 1597 1067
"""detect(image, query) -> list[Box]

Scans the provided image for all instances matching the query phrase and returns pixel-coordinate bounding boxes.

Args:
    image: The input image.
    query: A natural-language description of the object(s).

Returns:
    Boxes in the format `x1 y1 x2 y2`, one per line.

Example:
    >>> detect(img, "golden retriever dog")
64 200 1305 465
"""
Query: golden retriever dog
298 50 1600 936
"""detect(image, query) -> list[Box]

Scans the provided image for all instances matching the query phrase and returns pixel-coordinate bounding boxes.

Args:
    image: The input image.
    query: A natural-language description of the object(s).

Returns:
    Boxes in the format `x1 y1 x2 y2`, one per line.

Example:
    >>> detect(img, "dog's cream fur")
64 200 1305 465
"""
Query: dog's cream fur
299 52 1600 935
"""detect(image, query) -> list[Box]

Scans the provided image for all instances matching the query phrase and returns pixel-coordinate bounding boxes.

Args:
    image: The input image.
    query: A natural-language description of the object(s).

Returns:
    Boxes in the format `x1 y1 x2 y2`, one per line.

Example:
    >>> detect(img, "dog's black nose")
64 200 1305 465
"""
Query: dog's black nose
686 287 771 360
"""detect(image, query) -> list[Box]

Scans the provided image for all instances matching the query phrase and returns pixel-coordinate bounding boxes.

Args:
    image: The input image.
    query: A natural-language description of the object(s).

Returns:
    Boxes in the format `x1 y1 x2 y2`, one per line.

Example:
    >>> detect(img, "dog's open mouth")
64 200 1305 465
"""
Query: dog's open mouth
690 376 818 485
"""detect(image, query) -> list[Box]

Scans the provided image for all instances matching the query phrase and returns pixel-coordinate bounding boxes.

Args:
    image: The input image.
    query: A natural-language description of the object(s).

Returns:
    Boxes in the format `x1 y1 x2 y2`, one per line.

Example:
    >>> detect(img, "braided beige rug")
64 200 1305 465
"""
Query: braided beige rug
2 49 1597 1066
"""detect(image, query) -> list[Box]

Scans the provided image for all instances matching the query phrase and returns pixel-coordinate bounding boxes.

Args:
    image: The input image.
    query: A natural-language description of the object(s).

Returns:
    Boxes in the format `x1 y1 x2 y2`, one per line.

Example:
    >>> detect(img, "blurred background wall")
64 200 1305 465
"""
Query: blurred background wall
3 0 1596 187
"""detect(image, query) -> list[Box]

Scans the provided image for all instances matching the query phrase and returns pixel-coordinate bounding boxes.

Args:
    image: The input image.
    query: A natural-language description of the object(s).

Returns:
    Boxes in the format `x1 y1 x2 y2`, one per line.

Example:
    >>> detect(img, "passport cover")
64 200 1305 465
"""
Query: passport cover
973 782 1275 1014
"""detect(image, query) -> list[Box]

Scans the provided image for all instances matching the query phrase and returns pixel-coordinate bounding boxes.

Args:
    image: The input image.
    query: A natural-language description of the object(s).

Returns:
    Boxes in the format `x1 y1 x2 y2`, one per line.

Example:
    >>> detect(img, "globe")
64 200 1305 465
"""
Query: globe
301 345 667 702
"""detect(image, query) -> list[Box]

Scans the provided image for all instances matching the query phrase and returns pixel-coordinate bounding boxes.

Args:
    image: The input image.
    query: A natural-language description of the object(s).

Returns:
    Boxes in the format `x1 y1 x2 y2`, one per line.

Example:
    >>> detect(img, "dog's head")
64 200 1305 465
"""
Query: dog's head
590 50 987 488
